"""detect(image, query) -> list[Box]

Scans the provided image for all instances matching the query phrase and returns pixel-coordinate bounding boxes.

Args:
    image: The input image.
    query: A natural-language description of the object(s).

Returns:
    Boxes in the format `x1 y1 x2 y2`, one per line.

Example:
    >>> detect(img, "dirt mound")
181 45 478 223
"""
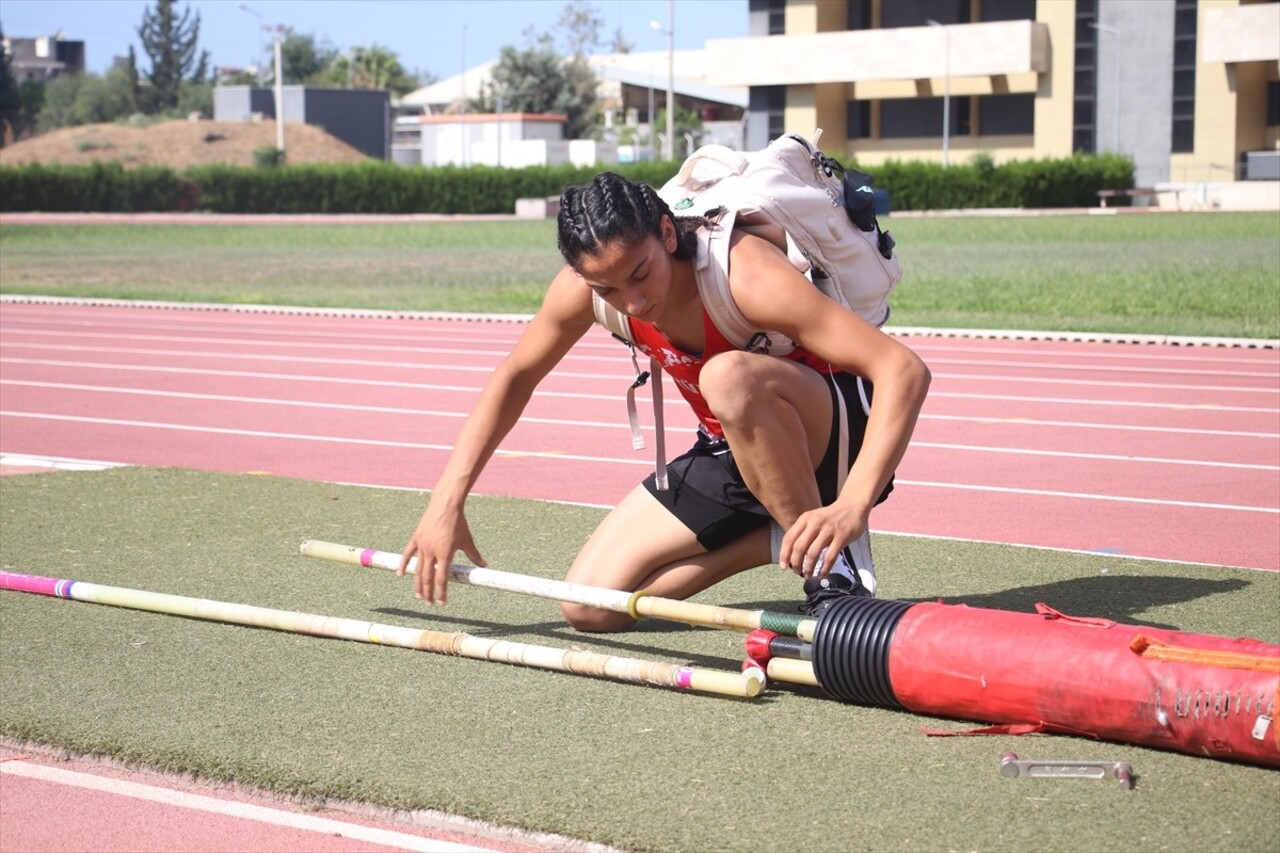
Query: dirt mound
0 120 372 169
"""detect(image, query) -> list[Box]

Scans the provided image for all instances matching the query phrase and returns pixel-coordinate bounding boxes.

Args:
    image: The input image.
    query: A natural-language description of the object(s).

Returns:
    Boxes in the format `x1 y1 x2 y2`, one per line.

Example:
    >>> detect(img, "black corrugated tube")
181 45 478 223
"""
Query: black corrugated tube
811 597 915 708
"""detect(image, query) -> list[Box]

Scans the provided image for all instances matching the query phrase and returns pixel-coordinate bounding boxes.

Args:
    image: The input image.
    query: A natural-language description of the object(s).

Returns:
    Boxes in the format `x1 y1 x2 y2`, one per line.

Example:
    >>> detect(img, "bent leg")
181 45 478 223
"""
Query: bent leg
562 484 769 632
699 351 834 528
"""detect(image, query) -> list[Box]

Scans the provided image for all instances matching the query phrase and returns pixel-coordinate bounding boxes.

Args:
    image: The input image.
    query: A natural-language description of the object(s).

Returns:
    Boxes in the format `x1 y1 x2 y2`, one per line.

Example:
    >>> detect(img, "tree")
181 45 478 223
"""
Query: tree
36 66 139 132
136 0 209 112
0 31 23 145
480 3 604 140
280 33 338 85
326 45 419 96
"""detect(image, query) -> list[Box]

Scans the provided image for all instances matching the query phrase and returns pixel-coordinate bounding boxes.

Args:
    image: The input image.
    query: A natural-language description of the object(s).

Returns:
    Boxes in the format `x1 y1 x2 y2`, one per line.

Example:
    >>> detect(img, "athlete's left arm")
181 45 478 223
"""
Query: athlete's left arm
728 232 932 564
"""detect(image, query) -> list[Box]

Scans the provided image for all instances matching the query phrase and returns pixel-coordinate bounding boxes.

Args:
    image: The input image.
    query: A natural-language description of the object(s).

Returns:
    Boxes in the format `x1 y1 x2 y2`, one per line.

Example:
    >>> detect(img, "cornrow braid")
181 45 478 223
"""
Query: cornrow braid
557 172 703 271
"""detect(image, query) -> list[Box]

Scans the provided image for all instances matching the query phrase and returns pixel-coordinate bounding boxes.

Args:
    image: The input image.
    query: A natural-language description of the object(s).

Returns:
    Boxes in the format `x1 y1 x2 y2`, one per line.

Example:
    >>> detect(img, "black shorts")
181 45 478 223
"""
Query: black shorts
642 371 894 551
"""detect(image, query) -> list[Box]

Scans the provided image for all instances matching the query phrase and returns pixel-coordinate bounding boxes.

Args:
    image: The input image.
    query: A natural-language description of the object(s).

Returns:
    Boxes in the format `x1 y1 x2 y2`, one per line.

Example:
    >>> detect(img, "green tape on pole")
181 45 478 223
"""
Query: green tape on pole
760 610 805 636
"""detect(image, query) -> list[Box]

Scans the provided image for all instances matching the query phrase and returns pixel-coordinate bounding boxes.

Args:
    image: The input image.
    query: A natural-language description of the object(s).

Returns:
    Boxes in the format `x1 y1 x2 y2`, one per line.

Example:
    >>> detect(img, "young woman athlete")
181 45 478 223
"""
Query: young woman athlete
400 171 930 631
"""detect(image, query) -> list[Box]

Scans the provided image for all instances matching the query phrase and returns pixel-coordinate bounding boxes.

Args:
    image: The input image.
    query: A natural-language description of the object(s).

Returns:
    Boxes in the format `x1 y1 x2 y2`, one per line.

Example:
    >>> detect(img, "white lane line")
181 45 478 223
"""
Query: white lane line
922 412 1278 439
4 296 1276 350
0 327 622 365
7 353 1269 407
0 760 497 853
0 411 652 468
910 441 1278 471
0 452 127 471
0 358 671 407
924 356 1278 379
0 380 647 433
3 411 1276 513
3 380 1274 464
0 342 628 382
4 336 1279 384
932 371 1278 394
929 390 1278 414
894 478 1278 513
869 528 1277 573
10 320 1280 366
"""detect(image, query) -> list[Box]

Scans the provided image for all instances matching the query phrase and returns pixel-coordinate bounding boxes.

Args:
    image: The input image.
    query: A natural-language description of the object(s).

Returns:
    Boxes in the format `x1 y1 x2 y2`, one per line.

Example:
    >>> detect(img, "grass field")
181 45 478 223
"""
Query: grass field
2 469 1278 853
2 211 1277 338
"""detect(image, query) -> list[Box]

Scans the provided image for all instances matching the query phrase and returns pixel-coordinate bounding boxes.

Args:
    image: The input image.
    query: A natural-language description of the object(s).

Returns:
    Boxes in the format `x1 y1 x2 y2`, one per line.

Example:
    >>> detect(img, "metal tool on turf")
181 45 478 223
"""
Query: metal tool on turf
0 571 765 699
1000 752 1133 789
301 540 817 640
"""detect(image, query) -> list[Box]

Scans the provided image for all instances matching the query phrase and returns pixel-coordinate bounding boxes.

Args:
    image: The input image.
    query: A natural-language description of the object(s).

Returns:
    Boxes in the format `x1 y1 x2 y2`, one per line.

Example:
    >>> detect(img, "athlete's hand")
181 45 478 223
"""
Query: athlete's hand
778 502 868 579
399 504 486 606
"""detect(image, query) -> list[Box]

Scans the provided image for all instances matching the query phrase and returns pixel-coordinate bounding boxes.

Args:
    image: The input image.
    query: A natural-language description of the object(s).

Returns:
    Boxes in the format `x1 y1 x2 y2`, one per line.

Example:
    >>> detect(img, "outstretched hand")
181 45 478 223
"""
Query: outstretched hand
778 502 868 578
399 505 486 606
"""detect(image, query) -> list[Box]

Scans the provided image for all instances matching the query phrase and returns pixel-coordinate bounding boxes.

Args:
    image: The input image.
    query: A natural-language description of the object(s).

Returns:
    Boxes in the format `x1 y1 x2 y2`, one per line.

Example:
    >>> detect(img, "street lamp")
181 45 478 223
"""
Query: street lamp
650 0 674 161
237 2 287 156
926 19 950 167
1090 21 1121 153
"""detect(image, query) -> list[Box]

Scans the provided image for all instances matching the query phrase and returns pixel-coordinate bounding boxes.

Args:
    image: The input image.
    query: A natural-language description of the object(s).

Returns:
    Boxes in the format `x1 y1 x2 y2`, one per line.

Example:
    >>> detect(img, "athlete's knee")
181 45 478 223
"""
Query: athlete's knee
701 350 772 420
560 601 636 633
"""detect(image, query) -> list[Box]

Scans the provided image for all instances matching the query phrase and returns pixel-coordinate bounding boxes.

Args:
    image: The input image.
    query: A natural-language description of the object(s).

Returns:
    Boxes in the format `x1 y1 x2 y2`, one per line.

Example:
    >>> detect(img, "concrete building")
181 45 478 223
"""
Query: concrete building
1 32 86 82
398 51 748 165
213 86 391 159
393 112 617 168
698 0 1278 190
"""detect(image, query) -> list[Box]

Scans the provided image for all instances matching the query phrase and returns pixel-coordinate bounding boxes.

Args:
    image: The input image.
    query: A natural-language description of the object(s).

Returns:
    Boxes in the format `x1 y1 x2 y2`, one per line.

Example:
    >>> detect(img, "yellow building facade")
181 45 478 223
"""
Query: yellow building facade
703 0 1279 186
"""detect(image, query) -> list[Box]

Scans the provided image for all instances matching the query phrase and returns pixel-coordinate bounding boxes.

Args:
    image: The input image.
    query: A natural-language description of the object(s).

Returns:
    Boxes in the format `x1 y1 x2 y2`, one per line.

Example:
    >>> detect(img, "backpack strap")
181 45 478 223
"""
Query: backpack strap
591 292 668 490
695 211 801 357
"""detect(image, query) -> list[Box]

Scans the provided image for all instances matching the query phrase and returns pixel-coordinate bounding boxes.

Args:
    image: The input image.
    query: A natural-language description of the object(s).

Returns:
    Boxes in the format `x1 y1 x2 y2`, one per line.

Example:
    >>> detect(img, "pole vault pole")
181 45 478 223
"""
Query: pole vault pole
0 571 765 699
301 540 818 640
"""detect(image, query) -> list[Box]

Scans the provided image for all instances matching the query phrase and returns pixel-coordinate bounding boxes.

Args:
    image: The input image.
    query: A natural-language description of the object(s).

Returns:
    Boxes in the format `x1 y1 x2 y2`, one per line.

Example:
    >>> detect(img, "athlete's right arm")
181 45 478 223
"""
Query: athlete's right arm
400 264 596 606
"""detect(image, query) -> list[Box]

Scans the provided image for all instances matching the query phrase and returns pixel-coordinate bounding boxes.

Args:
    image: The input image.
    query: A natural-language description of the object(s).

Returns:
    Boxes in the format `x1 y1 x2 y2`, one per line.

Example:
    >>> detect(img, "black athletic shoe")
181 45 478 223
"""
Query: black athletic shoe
801 570 873 617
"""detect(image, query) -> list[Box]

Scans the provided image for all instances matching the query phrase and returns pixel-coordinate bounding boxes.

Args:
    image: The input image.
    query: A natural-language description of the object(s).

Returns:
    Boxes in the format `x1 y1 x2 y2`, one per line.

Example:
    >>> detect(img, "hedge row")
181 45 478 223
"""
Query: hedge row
0 153 1133 214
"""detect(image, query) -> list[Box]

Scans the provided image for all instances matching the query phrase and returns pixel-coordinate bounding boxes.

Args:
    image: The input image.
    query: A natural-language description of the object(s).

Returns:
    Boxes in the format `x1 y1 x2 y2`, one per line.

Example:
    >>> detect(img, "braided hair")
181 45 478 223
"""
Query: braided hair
557 172 702 271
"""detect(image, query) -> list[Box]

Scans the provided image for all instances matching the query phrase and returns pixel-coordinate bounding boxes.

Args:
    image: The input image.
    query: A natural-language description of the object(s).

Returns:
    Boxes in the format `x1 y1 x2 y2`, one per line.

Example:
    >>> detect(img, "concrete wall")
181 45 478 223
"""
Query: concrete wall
1098 0 1175 186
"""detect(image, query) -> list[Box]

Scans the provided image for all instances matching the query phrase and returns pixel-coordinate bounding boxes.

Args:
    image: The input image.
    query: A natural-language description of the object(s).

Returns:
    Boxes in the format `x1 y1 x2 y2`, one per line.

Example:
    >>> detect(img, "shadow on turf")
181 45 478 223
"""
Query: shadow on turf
737 574 1252 632
374 607 754 674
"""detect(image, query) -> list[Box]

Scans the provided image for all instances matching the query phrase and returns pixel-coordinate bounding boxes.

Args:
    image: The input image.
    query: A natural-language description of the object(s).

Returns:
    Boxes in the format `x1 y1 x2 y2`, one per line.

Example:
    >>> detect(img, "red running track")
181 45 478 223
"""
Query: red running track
1 301 1277 571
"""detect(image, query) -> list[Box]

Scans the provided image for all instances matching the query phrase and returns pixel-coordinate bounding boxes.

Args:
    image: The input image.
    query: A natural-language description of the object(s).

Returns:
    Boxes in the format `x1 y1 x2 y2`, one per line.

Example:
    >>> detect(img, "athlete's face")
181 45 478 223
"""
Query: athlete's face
575 217 678 323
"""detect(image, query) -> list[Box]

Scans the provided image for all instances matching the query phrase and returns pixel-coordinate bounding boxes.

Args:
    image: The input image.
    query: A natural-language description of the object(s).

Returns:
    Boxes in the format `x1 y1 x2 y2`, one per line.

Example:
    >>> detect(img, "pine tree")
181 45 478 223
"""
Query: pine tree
0 24 22 145
136 0 209 112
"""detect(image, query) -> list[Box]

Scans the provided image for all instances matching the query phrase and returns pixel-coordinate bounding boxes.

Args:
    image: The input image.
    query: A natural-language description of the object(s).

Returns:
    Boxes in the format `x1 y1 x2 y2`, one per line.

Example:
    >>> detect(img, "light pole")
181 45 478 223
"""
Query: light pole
237 2 286 156
650 1 674 161
1090 21 1121 153
926 19 950 167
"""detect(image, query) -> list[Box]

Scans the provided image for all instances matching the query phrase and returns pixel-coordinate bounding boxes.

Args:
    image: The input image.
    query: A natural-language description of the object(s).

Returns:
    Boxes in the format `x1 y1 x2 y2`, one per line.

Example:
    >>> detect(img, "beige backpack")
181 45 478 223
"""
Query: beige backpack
592 132 903 488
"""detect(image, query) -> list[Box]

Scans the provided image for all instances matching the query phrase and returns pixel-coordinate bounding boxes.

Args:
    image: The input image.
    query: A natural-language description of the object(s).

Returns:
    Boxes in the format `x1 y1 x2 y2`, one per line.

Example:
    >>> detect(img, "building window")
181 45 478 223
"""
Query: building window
979 93 1034 135
749 86 786 146
980 0 1037 22
1073 0 1098 153
767 0 785 35
1171 0 1197 153
880 97 970 139
847 0 871 30
880 0 969 28
847 100 871 139
1268 80 1280 128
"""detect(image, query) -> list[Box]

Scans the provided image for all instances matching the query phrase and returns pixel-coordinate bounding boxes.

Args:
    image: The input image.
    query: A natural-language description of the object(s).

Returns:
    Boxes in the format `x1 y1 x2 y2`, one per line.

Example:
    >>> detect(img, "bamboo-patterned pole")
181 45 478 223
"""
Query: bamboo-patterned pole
0 571 765 699
301 540 817 640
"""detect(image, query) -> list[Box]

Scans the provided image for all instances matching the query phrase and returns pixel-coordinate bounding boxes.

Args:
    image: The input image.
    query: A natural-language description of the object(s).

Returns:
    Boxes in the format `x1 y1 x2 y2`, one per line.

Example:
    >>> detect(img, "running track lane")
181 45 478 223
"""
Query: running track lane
0 301 1277 571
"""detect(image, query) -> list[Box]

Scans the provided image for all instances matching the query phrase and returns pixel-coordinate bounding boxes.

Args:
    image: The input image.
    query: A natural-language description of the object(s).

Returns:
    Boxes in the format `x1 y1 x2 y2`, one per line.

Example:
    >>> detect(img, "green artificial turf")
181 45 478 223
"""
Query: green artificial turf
2 211 1277 337
1 468 1277 852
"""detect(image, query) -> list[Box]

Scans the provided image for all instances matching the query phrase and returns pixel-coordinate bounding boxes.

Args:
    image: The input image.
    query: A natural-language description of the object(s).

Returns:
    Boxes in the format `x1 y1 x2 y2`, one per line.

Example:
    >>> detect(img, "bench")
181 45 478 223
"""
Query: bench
1097 188 1157 208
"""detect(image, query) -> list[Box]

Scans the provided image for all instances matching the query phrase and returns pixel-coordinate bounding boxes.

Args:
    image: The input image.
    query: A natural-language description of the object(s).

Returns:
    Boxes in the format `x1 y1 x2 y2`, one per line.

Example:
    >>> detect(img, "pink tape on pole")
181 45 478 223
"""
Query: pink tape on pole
360 549 376 568
675 666 694 690
0 571 74 598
